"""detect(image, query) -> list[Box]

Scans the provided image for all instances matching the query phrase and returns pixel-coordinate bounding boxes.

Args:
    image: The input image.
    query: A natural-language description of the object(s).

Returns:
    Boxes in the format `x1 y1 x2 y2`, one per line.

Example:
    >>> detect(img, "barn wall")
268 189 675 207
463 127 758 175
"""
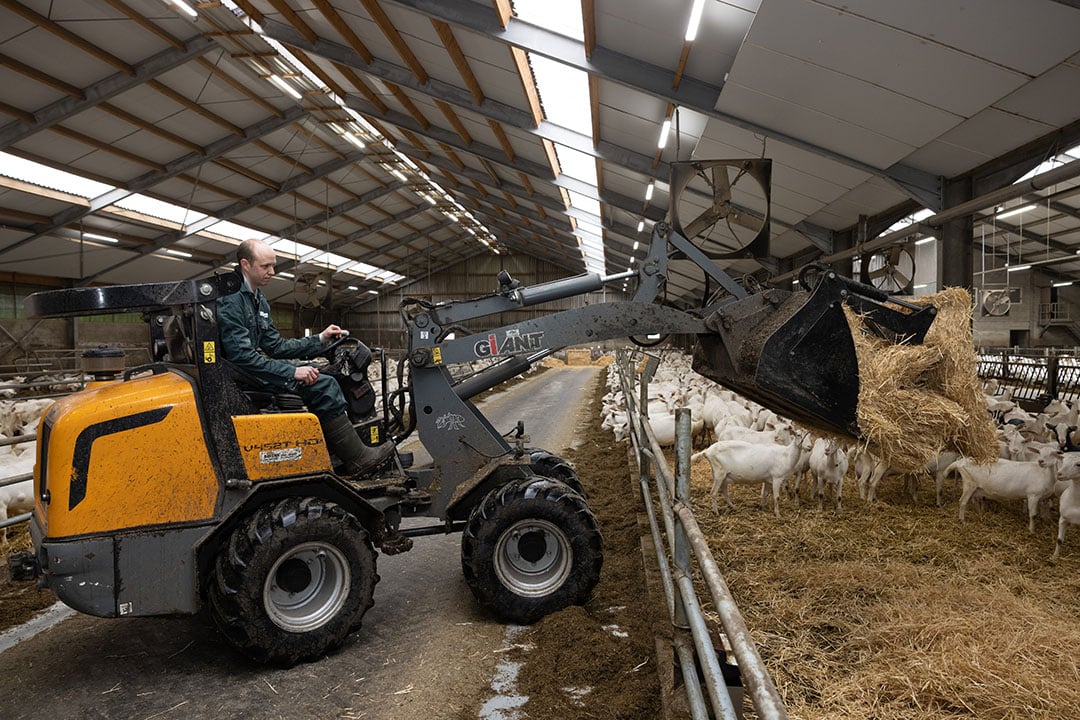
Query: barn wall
972 270 1080 349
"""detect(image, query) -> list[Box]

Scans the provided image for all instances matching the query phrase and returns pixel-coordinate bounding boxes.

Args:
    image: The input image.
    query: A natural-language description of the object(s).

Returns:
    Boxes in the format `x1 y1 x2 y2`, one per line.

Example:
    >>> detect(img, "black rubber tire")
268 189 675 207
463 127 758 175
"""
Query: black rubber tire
530 451 585 497
461 476 603 624
208 497 378 666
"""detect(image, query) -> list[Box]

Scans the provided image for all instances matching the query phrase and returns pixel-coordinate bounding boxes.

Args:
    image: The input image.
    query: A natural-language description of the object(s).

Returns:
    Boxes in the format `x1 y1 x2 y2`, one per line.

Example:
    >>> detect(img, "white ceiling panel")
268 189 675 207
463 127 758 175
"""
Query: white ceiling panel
740 0 1030 117
595 0 689 72
694 119 874 190
994 63 1080 128
716 81 917 169
813 0 1080 77
933 107 1056 161
899 139 993 178
727 43 963 147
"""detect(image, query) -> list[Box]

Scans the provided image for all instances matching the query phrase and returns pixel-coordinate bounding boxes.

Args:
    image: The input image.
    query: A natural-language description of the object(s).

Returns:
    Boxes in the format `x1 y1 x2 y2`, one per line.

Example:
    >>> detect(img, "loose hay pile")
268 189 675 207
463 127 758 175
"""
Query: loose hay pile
848 287 998 472
690 466 1080 720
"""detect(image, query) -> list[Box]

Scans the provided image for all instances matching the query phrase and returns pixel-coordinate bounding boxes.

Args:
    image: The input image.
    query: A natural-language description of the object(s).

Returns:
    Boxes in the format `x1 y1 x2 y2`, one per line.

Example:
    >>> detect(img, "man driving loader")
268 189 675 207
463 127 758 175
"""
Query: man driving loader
217 237 394 476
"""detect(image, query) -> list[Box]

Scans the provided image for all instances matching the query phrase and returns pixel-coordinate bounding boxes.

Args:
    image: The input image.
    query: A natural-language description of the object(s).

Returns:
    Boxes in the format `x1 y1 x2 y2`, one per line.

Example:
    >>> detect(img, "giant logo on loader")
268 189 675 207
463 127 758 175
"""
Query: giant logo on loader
474 328 544 358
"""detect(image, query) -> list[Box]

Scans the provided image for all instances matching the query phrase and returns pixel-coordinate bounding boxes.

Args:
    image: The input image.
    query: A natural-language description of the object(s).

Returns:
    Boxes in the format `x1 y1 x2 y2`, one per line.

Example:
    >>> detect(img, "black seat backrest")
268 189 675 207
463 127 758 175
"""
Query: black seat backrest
222 359 307 414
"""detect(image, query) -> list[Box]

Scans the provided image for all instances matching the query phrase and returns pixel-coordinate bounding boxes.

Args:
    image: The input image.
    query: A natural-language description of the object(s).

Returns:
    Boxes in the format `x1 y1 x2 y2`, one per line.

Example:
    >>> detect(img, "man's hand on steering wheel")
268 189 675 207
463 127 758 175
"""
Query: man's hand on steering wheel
319 324 347 343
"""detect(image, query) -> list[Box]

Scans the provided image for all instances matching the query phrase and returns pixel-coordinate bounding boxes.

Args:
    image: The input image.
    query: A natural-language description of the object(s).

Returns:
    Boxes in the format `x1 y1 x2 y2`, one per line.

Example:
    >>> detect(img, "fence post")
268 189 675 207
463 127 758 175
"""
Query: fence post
1047 355 1060 400
674 408 692 630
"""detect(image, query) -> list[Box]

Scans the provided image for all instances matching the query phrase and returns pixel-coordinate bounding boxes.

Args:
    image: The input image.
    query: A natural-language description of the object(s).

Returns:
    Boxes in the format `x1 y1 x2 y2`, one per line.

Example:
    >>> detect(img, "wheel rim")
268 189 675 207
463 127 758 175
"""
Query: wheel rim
493 518 573 598
263 541 351 632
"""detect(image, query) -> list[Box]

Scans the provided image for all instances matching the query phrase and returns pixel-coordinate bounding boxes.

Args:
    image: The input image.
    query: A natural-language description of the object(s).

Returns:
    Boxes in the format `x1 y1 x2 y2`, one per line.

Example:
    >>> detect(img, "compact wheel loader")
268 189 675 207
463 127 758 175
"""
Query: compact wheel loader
9 159 941 665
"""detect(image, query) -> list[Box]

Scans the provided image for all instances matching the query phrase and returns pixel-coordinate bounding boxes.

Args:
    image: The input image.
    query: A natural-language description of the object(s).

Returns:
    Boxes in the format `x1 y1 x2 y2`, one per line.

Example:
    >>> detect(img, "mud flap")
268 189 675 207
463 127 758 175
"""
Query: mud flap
693 270 936 437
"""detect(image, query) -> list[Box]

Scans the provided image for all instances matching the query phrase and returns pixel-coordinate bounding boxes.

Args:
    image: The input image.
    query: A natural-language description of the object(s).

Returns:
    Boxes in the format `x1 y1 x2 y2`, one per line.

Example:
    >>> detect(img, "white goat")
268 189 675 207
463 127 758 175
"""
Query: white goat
809 437 849 511
949 451 1080 533
692 438 801 518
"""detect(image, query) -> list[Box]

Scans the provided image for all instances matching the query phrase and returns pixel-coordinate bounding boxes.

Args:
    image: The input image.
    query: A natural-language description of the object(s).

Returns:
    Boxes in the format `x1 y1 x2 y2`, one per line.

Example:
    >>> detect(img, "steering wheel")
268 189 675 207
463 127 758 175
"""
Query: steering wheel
317 334 358 374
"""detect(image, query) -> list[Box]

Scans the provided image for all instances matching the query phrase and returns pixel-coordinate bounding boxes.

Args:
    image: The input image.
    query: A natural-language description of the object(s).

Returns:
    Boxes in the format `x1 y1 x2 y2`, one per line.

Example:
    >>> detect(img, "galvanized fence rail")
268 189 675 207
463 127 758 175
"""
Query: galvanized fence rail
0 432 34 533
977 347 1080 405
614 350 787 720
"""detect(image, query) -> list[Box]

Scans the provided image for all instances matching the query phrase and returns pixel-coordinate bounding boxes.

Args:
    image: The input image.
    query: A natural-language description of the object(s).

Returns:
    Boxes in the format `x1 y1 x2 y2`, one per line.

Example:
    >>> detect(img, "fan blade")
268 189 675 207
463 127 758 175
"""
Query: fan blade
683 202 733 238
889 268 911 289
713 167 732 206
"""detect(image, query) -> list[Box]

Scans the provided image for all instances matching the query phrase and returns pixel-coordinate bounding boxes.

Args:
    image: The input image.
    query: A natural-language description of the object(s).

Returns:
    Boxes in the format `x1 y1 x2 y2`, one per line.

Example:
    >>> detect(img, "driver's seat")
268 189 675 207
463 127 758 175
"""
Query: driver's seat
223 360 307 414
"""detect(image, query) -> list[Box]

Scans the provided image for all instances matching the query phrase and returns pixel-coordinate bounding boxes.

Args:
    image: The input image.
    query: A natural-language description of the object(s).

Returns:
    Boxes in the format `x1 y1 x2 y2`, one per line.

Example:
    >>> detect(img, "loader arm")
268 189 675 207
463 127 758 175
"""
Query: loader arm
403 163 938 519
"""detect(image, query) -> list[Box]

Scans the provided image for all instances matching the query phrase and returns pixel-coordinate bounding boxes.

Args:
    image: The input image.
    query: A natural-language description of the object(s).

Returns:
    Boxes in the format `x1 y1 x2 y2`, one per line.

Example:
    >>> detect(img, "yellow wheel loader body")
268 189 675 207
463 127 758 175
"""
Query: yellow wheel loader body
38 371 219 538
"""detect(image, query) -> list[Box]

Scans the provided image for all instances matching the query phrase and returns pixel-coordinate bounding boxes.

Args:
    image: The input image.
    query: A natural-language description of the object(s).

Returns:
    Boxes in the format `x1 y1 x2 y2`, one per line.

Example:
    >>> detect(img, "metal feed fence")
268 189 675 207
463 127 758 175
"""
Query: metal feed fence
978 347 1080 406
614 350 786 720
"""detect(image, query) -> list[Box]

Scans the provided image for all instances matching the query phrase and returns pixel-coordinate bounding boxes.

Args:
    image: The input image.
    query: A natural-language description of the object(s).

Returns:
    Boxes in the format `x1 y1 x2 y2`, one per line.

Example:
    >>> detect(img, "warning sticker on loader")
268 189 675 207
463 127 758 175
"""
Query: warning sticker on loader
260 447 303 463
203 341 216 363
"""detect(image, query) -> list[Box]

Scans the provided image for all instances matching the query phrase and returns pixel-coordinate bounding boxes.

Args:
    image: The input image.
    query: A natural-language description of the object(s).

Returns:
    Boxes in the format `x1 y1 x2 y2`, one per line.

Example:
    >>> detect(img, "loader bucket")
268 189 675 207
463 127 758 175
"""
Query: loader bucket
692 269 936 438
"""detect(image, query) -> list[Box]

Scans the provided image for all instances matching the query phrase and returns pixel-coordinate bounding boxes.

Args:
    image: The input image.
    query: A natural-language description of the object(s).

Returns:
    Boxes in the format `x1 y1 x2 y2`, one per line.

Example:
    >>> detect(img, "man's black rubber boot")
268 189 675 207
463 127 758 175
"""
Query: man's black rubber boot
322 413 395 477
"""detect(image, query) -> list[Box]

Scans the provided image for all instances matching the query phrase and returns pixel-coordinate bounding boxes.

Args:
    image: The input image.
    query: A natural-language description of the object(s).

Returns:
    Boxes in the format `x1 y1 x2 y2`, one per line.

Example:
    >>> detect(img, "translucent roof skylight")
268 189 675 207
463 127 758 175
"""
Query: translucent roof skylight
0 151 112 198
115 194 208 226
0 153 406 286
515 1 606 276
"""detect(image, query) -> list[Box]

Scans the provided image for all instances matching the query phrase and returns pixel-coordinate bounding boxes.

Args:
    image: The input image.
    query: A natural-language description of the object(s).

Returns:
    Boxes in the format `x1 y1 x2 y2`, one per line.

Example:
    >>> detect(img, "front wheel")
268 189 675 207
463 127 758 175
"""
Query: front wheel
208 497 378 665
461 476 603 624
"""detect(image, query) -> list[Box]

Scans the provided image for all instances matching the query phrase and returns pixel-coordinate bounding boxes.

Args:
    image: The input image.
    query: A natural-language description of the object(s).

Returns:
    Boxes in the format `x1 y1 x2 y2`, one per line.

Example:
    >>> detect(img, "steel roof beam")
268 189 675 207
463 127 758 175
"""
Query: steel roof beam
396 143 566 212
447 183 574 234
0 106 308 260
273 204 435 276
79 149 370 284
0 35 217 149
259 20 675 183
272 181 406 239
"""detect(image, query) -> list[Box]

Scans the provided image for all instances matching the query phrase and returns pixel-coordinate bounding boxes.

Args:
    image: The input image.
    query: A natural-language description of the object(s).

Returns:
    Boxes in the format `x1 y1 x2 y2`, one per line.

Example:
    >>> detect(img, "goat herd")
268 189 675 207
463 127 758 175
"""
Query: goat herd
601 351 1080 559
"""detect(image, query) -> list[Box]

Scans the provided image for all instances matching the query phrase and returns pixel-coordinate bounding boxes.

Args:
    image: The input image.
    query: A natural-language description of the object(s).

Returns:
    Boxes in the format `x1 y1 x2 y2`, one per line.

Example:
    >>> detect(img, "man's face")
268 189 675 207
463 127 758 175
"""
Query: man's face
242 243 277 288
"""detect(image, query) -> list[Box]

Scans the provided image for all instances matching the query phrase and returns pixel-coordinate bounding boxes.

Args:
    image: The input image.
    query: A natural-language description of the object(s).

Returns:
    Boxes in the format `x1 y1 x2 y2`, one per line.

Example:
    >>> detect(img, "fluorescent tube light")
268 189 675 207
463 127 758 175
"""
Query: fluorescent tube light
268 74 302 100
657 119 672 150
996 204 1036 220
636 221 644 233
1006 264 1031 272
83 232 118 243
914 237 934 246
1053 281 1073 288
644 182 654 202
685 0 706 42
165 248 192 258
164 0 198 18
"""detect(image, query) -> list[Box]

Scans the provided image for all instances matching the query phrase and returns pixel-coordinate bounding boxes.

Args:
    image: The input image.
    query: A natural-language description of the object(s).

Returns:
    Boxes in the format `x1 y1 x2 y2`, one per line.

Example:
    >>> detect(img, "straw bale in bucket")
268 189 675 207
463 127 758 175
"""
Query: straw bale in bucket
846 287 997 472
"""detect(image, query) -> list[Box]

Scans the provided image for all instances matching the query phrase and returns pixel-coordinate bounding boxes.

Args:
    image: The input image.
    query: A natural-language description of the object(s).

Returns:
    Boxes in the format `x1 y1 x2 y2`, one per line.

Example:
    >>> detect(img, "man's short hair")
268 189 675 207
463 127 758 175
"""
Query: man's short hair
237 238 261 263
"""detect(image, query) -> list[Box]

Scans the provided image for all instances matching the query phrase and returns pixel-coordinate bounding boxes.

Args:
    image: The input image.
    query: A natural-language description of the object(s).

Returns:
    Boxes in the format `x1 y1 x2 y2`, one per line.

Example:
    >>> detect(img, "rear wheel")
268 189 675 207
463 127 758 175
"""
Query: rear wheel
461 476 602 624
208 497 378 665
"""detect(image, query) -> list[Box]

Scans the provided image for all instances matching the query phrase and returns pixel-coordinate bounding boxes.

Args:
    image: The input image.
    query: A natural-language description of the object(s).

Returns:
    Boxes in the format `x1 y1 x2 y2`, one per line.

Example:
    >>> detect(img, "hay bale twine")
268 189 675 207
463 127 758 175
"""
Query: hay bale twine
847 287 997 472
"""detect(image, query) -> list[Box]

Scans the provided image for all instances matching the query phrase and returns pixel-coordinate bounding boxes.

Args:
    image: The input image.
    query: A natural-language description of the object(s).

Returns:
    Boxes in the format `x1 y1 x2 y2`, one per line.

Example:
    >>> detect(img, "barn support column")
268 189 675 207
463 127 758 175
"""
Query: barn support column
832 227 854 279
939 176 974 291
